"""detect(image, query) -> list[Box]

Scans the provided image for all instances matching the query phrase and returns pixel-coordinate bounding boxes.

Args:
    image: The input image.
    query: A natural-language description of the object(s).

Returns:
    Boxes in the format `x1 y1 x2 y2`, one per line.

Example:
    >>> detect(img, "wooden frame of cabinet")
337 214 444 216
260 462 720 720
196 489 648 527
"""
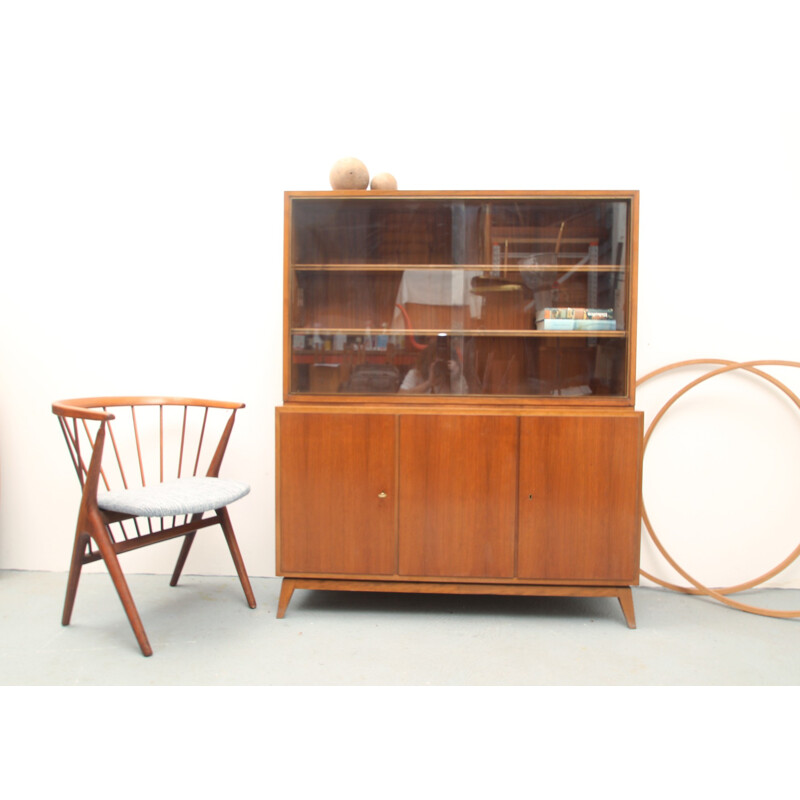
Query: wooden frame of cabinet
277 190 643 627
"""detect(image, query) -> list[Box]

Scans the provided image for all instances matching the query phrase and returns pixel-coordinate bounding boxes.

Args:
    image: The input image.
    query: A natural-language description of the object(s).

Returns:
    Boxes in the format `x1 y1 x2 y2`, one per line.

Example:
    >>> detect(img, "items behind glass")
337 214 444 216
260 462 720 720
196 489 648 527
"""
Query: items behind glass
291 331 626 397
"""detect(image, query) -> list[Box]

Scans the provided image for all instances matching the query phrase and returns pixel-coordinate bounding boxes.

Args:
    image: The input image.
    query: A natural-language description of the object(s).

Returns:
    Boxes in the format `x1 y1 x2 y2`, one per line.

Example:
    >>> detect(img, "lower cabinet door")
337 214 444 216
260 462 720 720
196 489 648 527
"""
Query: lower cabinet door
517 414 642 582
278 411 396 575
398 414 518 578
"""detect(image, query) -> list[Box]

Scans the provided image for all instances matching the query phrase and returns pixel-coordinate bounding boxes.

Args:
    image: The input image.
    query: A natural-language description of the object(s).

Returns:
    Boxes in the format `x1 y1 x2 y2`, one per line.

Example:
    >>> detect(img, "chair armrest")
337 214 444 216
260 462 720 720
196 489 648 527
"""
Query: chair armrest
52 401 116 422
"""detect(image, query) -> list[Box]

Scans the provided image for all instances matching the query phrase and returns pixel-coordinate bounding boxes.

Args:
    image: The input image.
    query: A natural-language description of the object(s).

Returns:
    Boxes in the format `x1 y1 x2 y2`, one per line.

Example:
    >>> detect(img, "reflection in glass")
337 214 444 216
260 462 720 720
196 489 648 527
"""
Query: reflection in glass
289 197 632 398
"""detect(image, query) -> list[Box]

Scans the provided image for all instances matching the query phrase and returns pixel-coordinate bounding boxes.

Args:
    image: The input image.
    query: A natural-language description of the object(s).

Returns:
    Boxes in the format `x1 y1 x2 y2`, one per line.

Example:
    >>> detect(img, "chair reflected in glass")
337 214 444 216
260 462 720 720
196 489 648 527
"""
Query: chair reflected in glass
52 397 256 656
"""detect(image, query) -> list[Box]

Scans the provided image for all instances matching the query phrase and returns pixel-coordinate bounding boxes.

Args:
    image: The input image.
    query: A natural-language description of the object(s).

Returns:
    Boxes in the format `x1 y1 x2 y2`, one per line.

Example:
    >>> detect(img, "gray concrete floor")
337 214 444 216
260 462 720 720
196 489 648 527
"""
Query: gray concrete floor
1 569 799 685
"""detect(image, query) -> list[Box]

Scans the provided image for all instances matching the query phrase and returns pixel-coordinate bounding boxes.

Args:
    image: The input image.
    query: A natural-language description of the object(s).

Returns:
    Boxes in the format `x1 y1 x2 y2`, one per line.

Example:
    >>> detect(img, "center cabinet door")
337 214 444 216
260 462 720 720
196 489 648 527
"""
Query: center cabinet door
398 415 518 578
278 412 397 576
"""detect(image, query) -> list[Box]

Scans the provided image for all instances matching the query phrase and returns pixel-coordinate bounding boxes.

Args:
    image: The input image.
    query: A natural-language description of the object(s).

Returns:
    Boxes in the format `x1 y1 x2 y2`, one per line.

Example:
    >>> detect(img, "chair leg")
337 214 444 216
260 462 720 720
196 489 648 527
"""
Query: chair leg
218 506 257 609
170 529 197 587
62 530 89 626
90 518 154 657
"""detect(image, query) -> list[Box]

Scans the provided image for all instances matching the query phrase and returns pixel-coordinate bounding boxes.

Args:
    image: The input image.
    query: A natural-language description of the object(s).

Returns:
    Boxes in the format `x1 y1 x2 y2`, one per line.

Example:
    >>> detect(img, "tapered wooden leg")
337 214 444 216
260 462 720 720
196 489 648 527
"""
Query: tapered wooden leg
90 518 153 657
169 528 198 587
218 507 257 609
618 587 636 629
62 530 89 626
276 578 296 619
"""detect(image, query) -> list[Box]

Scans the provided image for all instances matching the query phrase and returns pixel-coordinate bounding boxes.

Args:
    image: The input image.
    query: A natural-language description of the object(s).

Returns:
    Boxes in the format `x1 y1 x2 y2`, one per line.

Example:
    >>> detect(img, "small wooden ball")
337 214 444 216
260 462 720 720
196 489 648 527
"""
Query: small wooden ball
329 157 369 190
370 173 398 191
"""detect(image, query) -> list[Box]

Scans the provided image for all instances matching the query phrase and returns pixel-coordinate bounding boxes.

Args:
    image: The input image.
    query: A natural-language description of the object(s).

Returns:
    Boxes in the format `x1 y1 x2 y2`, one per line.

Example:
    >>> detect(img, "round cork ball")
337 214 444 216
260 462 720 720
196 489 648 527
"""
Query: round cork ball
370 172 398 190
329 158 369 190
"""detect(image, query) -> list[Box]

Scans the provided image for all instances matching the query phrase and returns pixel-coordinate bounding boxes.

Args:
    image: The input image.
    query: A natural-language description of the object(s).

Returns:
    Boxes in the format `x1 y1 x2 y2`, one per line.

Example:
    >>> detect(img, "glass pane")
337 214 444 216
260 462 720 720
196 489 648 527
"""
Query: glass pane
288 196 632 399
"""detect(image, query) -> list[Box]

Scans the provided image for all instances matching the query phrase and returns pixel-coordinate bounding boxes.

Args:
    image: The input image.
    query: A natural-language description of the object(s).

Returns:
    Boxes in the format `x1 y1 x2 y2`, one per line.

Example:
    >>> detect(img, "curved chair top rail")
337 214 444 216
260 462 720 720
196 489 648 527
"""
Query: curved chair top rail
53 396 246 496
53 397 245 421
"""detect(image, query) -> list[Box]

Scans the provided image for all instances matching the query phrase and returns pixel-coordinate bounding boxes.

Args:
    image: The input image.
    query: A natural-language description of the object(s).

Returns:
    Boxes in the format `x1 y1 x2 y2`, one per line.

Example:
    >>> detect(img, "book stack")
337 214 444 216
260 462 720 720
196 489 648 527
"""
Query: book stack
535 308 616 331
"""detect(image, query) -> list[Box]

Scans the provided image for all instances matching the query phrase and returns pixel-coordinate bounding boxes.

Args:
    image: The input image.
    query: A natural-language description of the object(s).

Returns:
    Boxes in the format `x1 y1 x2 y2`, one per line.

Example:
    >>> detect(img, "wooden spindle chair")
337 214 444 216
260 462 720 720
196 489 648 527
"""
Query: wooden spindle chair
52 397 257 656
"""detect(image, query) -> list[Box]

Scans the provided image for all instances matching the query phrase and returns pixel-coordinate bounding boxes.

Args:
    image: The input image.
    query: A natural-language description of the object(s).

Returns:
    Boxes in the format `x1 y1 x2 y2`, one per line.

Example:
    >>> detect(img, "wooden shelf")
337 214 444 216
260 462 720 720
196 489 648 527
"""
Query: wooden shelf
292 328 626 338
293 263 626 273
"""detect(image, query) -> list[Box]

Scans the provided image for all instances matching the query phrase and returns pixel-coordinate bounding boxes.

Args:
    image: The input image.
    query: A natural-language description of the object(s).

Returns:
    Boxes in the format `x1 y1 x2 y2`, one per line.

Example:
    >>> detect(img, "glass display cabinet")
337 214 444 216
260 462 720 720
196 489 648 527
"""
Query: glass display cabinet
276 191 643 627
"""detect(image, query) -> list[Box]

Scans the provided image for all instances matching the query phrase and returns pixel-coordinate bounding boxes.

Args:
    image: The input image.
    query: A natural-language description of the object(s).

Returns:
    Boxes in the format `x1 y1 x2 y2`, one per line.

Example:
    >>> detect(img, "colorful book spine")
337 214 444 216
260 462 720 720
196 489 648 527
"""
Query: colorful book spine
585 308 614 320
575 319 616 331
537 307 615 321
536 318 577 331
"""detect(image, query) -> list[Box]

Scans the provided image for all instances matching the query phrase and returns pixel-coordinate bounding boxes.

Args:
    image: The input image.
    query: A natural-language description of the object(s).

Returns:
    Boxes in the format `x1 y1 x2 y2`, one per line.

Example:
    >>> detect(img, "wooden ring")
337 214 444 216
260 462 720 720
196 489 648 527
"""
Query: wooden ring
636 359 800 619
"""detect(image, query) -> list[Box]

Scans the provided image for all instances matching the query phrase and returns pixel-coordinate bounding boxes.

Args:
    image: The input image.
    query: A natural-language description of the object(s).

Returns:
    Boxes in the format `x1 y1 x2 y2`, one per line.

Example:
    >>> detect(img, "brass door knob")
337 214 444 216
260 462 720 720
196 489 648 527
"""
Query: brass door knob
378 491 387 499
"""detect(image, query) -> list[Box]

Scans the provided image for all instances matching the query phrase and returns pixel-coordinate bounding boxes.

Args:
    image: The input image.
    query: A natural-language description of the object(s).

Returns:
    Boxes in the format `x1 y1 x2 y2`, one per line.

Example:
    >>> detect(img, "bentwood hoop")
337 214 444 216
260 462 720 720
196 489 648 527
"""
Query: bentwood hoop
637 359 800 619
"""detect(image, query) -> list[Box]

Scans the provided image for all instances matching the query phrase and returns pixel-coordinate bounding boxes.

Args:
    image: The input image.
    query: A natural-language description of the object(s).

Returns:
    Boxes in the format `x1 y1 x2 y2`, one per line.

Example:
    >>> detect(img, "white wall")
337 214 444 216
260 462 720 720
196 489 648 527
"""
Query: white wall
2 1 799 589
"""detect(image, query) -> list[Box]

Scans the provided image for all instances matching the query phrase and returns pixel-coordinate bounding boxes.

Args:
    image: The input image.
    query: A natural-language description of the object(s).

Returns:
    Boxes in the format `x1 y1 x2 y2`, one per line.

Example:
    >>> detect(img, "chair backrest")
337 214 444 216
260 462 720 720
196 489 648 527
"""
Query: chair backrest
53 396 244 491
53 397 245 544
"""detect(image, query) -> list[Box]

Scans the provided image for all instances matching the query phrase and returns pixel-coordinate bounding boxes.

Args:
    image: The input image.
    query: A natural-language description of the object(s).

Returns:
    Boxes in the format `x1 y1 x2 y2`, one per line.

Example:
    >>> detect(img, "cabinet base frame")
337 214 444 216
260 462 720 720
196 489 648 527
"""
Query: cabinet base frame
276 577 636 629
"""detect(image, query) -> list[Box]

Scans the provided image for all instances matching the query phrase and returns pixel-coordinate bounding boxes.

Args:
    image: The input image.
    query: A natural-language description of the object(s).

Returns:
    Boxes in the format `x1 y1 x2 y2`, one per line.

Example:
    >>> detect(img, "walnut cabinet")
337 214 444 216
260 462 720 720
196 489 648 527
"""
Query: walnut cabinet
276 191 642 627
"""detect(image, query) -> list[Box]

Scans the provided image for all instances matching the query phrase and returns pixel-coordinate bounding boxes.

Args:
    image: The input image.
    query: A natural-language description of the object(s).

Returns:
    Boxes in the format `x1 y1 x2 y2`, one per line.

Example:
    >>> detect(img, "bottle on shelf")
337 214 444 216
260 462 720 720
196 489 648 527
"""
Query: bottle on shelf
376 323 389 351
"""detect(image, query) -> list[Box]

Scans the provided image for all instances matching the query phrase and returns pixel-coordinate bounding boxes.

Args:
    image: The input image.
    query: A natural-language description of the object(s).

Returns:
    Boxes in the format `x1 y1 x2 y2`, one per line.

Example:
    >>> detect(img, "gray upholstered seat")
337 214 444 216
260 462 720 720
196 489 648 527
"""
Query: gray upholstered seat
98 477 250 517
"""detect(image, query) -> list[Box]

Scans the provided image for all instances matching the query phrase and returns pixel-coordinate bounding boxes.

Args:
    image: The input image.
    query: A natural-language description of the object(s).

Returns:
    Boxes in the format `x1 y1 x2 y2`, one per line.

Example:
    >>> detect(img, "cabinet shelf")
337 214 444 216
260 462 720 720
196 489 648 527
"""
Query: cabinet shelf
294 263 626 273
292 327 626 338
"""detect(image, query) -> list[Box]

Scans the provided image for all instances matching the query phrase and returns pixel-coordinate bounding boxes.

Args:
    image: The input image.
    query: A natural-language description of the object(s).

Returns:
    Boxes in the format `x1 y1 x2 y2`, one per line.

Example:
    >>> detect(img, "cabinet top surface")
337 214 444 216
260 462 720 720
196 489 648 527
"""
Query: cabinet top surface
286 189 639 200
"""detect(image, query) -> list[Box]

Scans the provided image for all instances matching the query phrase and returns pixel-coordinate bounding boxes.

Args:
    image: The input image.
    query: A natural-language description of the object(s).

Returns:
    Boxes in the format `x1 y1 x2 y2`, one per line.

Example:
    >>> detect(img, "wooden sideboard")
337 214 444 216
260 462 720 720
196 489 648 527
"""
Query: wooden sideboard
276 191 642 626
